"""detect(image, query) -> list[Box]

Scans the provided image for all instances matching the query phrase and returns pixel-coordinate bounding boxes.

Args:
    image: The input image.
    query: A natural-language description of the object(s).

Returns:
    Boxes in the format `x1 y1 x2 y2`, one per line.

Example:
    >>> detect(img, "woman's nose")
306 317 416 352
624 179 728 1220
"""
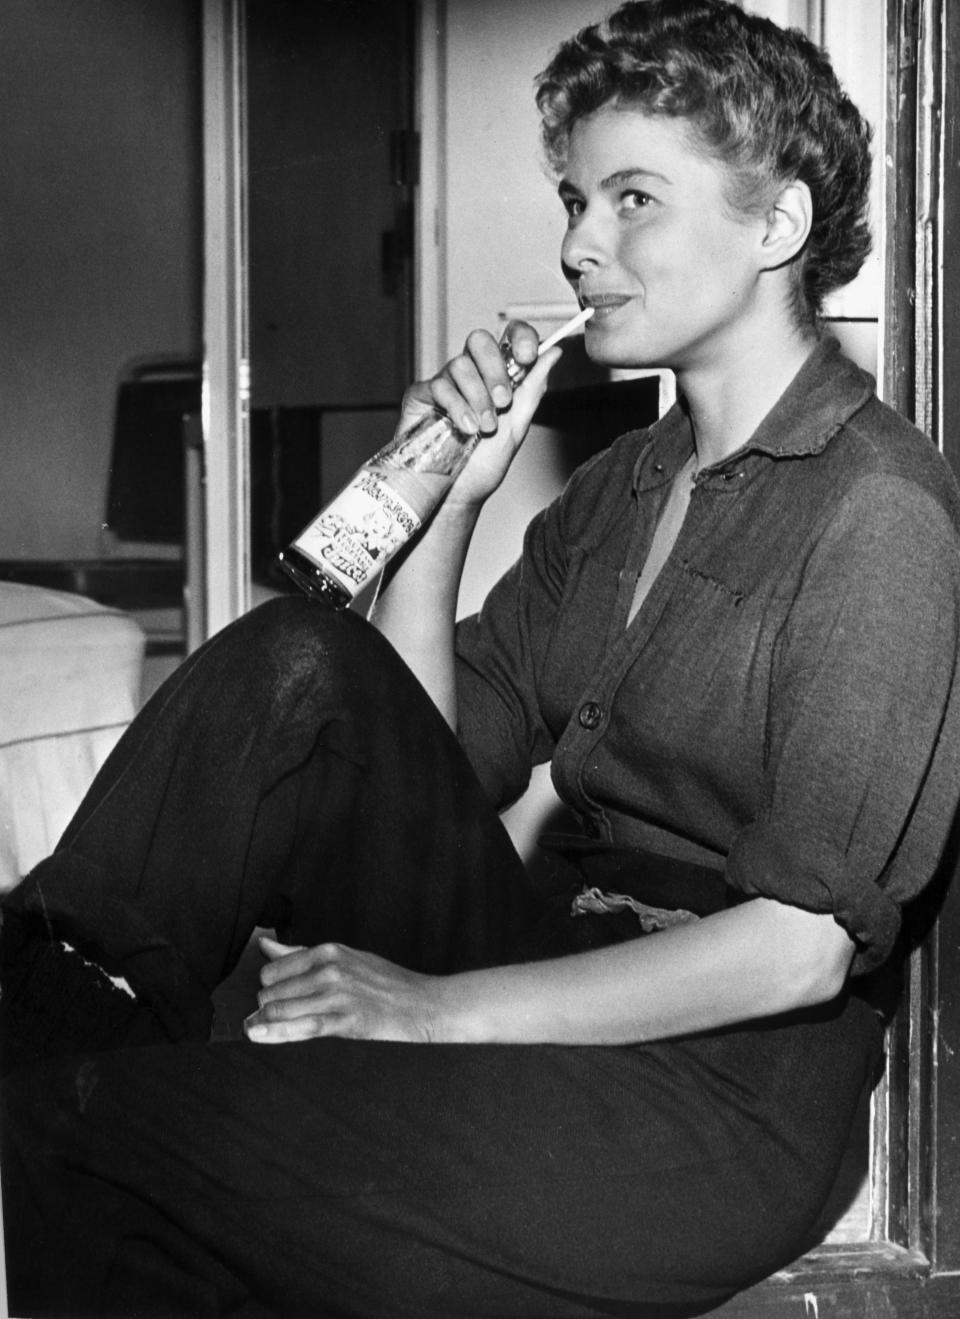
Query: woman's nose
560 210 609 277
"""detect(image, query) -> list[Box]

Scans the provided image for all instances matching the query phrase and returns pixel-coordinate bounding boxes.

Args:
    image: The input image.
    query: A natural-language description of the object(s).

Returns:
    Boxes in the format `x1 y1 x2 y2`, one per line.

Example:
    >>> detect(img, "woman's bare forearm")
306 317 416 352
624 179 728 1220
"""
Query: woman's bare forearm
368 501 481 728
367 328 557 727
248 898 857 1047
434 898 856 1045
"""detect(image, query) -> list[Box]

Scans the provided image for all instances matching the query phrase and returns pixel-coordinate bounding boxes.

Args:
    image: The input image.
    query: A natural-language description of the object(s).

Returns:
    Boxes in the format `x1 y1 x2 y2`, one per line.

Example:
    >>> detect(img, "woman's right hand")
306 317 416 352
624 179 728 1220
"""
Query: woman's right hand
398 321 562 510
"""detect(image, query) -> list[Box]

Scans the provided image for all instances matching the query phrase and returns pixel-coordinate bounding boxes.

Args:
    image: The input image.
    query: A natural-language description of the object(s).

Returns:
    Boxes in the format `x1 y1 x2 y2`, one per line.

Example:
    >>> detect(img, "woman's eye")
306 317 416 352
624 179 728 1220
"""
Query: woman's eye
621 190 652 213
562 196 585 219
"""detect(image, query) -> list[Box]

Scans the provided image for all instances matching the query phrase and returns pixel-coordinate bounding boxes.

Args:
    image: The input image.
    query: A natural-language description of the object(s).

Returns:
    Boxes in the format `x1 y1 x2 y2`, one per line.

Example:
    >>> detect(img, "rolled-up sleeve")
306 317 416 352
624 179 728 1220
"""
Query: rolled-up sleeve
725 475 960 973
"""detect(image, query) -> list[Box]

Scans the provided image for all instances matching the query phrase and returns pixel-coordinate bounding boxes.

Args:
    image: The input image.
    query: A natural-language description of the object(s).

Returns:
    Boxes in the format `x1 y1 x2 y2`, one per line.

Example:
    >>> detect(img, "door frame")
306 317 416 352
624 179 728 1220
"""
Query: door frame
413 0 445 379
200 0 251 641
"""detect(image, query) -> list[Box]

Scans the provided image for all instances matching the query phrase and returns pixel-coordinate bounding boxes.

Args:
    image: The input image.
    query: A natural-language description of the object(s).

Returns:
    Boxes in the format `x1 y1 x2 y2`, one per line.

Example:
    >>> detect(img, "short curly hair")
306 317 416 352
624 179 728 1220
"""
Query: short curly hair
535 0 873 325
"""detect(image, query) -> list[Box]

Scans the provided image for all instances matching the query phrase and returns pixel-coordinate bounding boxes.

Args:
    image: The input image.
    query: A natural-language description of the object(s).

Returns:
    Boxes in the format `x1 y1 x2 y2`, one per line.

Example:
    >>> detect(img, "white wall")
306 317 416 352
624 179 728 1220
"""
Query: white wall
429 0 610 625
440 0 607 354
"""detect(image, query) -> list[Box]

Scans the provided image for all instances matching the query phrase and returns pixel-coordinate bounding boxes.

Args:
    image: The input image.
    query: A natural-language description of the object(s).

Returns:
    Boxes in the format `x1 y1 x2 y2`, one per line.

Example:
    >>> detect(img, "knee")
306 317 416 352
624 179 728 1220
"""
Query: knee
253 595 377 671
229 597 404 713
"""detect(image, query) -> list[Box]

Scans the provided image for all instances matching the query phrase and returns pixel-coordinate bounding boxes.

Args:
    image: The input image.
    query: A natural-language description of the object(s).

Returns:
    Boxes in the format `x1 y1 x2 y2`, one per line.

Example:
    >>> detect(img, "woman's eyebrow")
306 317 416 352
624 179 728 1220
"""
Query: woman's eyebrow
600 166 672 189
558 166 672 198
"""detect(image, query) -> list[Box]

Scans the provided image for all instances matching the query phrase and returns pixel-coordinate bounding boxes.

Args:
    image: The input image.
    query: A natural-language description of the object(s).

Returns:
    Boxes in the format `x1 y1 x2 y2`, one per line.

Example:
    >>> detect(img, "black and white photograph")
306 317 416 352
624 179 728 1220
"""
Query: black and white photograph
1 2 959 1315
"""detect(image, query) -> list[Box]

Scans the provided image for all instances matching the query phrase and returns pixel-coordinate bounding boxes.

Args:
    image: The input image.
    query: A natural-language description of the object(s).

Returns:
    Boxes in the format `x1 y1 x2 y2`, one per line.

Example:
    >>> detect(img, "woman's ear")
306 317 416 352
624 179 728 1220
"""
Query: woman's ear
760 179 813 269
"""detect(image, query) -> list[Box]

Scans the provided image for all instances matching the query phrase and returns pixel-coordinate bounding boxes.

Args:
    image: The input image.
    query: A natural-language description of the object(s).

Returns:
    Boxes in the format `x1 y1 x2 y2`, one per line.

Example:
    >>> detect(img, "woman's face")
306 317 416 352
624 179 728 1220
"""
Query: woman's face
559 106 770 376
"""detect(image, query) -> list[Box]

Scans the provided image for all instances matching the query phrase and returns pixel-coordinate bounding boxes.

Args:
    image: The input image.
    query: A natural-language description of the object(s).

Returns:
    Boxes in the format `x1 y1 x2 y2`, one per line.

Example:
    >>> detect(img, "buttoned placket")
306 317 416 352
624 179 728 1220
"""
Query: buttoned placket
554 451 748 837
462 338 887 849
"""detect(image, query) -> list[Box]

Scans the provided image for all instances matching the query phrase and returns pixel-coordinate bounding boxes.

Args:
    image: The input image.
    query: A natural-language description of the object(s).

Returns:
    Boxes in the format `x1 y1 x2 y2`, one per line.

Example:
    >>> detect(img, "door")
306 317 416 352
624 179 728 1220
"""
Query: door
244 0 416 587
200 0 416 636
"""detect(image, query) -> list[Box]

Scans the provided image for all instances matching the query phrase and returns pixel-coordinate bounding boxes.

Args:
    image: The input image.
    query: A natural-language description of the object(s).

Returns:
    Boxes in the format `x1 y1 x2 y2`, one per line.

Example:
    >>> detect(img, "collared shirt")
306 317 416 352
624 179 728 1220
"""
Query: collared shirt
455 339 960 973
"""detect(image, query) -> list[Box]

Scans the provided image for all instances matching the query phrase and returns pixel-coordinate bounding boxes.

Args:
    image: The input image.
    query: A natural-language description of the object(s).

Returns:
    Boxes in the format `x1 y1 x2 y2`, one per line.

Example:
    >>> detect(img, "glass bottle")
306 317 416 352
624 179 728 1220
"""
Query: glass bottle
276 342 528 607
276 308 591 606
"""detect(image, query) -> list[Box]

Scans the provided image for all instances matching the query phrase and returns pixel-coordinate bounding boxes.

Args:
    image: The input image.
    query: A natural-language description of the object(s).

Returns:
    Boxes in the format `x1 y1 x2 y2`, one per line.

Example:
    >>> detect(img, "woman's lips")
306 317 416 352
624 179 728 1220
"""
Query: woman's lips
582 294 633 320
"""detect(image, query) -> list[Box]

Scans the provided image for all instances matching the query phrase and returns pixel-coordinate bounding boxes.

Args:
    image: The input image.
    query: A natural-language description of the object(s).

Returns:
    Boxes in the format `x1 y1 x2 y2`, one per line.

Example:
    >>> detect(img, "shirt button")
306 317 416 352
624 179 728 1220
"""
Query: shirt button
578 701 604 730
652 462 664 474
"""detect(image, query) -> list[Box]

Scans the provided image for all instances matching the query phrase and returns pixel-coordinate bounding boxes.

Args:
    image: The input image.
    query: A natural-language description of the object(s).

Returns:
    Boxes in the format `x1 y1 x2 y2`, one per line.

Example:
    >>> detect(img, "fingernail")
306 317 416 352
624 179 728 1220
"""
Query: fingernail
247 1024 268 1041
492 385 511 408
480 410 498 431
460 411 480 434
259 935 297 954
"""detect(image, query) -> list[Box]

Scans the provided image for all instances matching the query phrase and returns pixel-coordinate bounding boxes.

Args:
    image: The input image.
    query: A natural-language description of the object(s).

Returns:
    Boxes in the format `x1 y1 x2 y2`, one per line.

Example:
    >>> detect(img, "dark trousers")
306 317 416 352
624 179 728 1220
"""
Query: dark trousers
0 599 883 1318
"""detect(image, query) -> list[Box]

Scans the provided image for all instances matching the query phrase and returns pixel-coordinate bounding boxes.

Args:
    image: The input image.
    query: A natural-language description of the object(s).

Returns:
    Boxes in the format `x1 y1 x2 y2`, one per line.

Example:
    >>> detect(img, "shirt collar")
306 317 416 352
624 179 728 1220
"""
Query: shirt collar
632 336 876 494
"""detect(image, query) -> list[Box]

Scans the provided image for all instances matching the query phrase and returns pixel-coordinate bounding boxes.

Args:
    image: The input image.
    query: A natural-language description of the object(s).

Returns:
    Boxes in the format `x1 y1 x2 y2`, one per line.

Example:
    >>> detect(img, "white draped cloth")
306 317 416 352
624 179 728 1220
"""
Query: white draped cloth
0 583 145 892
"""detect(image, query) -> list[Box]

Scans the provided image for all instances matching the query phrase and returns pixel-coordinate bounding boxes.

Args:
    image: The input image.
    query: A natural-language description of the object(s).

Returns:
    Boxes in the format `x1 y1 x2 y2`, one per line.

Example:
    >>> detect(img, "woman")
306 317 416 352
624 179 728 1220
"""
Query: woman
4 2 960 1315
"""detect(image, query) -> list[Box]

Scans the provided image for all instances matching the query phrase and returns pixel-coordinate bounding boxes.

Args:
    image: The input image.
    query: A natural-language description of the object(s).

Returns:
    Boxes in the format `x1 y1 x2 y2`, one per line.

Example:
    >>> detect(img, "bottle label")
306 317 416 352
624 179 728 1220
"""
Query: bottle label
291 468 422 596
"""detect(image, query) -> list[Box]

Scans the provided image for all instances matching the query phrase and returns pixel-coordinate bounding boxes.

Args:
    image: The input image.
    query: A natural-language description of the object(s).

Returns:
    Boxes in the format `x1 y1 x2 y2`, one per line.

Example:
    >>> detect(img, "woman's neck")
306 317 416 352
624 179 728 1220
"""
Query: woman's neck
676 324 818 471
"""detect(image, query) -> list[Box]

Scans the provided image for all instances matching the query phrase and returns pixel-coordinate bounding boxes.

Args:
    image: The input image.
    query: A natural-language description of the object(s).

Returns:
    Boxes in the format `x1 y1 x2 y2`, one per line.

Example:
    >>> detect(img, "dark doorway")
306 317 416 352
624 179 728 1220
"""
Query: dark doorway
245 0 416 578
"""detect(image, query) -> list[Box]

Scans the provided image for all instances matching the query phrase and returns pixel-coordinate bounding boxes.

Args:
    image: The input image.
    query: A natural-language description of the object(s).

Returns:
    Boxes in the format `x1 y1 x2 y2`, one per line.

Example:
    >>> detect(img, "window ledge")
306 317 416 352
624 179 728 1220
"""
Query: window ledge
711 1243 960 1317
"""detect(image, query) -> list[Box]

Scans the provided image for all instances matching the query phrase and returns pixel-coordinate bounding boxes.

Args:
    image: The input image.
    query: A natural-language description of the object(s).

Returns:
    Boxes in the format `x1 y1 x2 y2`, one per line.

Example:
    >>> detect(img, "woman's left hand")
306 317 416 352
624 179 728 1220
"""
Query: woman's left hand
243 937 446 1045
